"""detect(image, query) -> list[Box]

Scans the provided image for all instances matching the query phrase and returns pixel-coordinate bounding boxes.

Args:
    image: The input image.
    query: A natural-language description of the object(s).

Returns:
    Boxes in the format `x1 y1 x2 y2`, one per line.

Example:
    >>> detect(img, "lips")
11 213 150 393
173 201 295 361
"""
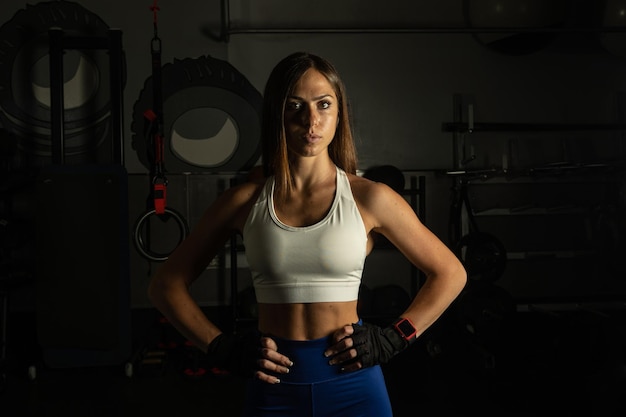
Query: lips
305 133 321 143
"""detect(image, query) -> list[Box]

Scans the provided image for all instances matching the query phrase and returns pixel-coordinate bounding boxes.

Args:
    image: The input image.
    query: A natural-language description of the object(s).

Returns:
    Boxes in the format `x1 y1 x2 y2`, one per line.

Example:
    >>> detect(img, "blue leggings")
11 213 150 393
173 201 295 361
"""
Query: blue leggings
241 335 393 417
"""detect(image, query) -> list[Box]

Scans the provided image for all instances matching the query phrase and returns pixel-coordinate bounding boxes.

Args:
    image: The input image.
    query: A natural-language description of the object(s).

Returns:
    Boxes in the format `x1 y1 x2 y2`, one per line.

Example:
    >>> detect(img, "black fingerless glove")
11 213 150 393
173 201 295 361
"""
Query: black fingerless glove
350 320 415 368
206 330 261 378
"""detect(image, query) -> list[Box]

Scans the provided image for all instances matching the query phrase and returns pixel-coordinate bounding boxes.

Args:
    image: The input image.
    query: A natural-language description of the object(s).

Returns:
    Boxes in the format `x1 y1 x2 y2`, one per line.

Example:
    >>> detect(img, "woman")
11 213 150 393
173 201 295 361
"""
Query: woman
148 51 467 416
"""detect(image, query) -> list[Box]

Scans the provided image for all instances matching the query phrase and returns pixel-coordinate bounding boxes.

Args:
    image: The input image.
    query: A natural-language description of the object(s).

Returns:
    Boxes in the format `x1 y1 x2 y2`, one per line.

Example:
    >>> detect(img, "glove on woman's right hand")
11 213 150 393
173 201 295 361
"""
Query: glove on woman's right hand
206 330 261 377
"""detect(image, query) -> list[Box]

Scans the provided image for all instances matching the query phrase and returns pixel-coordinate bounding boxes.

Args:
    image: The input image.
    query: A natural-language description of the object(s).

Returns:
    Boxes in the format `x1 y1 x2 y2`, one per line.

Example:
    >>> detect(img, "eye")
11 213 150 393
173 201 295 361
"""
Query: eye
285 101 302 111
318 100 331 110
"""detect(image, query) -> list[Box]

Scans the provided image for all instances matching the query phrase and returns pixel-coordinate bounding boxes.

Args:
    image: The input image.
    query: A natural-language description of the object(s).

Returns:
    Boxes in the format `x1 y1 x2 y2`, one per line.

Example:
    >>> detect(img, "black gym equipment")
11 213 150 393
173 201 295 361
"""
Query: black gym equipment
34 23 131 369
132 4 189 262
0 0 126 168
456 231 507 283
130 56 263 174
131 3 262 263
445 176 517 372
133 207 189 262
451 178 507 282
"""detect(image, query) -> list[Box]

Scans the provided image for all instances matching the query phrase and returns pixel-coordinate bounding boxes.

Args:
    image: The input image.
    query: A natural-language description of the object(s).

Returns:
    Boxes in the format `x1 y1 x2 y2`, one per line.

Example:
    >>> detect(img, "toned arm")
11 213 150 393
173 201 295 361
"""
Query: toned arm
147 181 262 351
351 176 467 338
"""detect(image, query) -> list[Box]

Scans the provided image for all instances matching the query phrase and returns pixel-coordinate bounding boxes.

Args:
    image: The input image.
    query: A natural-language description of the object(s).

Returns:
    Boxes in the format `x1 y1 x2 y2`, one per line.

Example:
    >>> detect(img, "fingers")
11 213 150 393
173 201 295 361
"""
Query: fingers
324 325 366 371
330 324 355 344
254 336 292 384
253 328 368 384
339 360 363 373
257 357 291 374
261 335 278 350
254 370 281 384
323 324 355 358
260 336 293 368
327 345 358 366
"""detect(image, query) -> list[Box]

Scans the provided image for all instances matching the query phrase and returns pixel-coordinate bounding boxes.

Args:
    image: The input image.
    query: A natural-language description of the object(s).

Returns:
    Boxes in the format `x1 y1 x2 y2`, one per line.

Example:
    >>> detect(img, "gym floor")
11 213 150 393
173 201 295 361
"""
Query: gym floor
2 306 625 417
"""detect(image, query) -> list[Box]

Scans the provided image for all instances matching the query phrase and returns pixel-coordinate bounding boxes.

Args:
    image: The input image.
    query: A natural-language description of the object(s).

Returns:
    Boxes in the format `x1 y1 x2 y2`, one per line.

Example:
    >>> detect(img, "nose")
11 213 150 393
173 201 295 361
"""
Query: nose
302 105 320 127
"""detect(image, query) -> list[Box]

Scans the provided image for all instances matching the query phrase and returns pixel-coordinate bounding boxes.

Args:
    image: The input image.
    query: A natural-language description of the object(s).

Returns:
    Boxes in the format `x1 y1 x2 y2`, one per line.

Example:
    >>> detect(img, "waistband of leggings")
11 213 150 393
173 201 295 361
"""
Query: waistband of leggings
261 320 364 383
267 335 342 383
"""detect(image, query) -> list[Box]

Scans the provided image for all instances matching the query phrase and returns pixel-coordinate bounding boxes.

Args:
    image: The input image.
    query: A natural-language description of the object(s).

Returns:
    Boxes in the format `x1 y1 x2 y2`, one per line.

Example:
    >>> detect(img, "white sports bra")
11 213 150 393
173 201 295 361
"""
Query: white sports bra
242 167 367 303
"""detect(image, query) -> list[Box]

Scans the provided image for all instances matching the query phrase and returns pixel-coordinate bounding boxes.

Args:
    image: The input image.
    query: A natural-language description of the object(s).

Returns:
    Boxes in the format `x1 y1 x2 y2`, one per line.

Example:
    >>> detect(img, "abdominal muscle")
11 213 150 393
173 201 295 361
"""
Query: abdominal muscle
257 301 359 340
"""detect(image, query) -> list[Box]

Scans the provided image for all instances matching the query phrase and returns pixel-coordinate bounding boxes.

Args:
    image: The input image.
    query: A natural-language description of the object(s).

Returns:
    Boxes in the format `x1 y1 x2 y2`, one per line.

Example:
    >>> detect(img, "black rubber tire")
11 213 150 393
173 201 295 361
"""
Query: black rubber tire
131 55 263 174
0 1 125 165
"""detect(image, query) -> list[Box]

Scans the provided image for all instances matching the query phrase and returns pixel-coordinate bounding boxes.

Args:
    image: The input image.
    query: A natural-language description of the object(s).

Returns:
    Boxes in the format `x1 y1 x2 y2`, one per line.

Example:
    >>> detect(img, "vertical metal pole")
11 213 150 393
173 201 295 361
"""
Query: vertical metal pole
229 177 239 332
220 0 230 42
0 292 7 365
49 28 65 165
410 176 427 296
108 29 125 166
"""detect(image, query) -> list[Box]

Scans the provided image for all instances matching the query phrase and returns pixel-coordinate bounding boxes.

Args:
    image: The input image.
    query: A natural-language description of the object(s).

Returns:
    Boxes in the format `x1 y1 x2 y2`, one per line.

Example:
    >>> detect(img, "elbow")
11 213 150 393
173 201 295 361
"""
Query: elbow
146 268 191 311
454 261 468 294
439 257 467 298
147 273 167 309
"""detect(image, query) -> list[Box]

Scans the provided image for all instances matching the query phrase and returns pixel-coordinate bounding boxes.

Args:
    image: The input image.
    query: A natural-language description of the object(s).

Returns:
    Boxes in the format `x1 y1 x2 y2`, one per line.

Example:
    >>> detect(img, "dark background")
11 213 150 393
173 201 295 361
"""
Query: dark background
1 1 625 415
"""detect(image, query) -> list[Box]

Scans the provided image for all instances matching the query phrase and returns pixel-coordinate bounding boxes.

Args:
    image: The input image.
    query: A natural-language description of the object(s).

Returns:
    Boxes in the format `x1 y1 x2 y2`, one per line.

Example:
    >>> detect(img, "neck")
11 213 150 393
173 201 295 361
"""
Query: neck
289 157 336 190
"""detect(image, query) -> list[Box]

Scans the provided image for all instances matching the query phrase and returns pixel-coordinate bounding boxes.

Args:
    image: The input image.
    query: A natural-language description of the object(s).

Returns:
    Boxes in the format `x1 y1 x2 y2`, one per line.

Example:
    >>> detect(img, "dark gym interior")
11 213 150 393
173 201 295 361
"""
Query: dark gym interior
1 1 626 416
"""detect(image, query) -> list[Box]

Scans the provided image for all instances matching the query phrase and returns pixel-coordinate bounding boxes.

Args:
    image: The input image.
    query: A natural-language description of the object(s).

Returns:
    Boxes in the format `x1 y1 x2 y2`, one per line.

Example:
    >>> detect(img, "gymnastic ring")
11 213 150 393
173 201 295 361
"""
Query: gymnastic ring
133 207 189 262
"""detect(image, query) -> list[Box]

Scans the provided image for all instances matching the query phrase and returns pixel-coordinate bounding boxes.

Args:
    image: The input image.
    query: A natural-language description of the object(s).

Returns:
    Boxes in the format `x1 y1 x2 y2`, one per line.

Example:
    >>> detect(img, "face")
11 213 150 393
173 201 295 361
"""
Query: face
284 68 339 159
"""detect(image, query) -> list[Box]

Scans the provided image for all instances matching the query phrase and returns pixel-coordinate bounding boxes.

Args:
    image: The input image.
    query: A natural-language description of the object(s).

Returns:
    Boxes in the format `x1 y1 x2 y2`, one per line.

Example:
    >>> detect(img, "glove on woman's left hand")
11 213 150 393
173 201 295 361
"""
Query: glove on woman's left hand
348 322 409 368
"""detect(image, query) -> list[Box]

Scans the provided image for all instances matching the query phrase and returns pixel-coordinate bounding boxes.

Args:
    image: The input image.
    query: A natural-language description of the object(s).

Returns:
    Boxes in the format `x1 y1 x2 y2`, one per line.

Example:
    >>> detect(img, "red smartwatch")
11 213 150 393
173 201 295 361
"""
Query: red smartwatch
392 317 417 344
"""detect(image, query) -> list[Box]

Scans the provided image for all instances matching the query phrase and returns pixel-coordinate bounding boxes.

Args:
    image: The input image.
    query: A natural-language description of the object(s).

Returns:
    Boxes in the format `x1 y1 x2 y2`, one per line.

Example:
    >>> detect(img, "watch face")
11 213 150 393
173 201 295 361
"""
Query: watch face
396 319 416 338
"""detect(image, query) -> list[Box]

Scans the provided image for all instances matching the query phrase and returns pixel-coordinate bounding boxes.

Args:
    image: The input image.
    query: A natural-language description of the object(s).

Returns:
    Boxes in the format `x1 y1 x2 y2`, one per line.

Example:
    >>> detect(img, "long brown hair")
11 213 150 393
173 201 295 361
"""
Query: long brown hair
261 52 357 200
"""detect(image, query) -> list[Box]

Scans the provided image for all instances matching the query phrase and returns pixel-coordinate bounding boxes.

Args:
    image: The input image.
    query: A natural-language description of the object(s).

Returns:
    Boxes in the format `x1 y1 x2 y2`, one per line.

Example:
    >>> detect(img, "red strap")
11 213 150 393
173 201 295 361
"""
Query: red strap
143 109 157 122
150 0 160 26
153 133 164 165
153 181 166 215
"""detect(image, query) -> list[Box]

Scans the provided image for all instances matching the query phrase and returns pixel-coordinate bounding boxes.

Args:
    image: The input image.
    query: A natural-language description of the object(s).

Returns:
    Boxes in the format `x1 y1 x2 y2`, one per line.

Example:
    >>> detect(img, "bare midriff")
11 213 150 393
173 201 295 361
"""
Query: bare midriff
257 301 359 340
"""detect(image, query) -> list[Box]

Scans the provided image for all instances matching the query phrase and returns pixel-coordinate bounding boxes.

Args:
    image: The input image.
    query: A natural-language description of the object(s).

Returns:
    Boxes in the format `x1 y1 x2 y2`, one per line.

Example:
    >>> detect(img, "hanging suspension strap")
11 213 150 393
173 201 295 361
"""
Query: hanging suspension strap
133 1 188 262
144 105 166 214
146 0 167 215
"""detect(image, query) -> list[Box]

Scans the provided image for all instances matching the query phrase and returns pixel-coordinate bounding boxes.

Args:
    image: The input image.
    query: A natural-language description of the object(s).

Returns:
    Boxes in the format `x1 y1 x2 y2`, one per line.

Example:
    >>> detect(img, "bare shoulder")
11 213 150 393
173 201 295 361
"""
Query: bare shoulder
213 177 266 224
347 173 401 209
224 176 265 203
347 173 411 233
197 176 265 228
347 173 377 195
